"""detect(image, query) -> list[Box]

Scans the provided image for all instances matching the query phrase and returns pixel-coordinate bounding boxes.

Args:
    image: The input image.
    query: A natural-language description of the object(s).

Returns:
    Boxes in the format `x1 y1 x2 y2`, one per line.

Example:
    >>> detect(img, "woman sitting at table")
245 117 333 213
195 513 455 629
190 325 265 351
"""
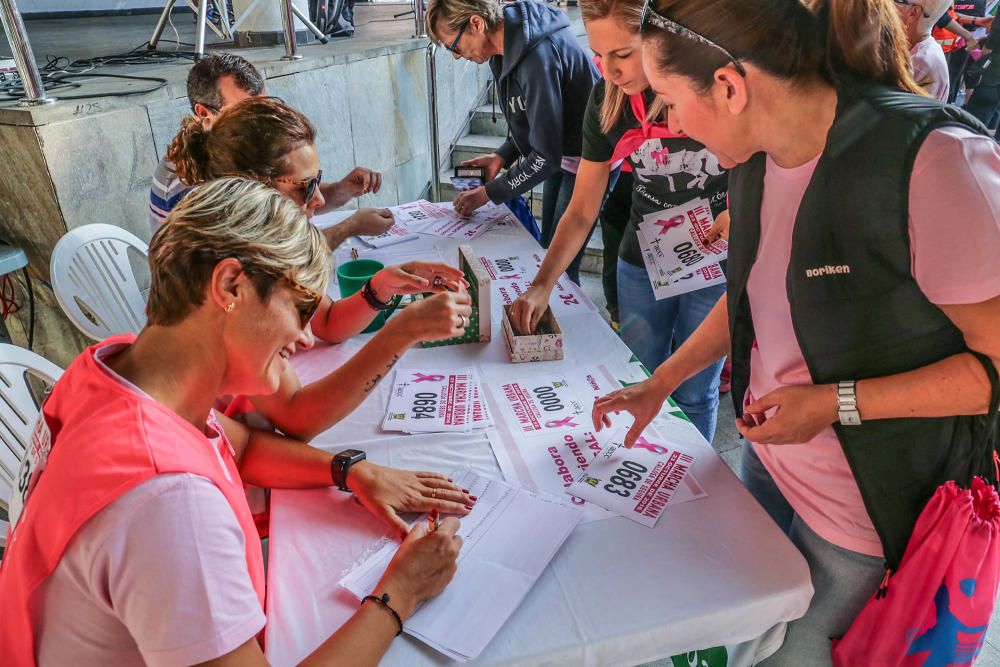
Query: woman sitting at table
0 178 472 666
166 96 473 440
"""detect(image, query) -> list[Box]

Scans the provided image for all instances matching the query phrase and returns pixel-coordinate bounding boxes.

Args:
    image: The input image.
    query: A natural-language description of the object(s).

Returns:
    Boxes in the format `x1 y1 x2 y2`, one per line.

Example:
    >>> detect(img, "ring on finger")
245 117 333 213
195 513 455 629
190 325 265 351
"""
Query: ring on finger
431 488 438 498
461 315 469 328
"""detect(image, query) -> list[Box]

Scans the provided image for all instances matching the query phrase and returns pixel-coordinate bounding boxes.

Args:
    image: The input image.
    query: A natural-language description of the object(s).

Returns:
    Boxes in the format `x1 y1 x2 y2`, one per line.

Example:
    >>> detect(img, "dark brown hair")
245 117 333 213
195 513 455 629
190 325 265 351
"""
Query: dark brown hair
642 0 922 95
186 53 265 112
166 96 317 187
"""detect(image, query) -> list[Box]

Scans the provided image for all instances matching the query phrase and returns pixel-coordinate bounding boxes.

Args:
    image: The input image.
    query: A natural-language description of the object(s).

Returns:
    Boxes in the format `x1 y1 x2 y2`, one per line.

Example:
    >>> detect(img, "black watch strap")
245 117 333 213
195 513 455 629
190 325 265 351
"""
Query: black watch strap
331 449 366 492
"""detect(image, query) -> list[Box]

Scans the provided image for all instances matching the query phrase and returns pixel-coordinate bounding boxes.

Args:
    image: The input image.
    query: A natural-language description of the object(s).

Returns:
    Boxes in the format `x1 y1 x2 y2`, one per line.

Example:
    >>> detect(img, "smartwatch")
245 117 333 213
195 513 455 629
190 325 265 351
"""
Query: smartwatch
331 449 367 492
837 381 862 426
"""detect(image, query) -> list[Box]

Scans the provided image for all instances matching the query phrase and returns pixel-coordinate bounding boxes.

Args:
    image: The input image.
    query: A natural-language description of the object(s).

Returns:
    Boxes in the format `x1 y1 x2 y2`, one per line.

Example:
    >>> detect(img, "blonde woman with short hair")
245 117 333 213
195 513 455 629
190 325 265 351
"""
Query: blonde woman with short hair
0 178 473 667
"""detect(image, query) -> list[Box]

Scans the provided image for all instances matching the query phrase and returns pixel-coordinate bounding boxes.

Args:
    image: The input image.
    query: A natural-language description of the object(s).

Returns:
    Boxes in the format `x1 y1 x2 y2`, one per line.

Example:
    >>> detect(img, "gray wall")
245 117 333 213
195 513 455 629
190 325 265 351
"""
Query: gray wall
0 44 489 364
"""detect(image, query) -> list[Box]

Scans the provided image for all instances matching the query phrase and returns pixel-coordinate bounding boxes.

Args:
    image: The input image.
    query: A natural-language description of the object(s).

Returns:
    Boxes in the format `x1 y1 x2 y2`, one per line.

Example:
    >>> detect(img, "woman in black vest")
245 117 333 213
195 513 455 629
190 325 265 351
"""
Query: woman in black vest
592 0 1000 661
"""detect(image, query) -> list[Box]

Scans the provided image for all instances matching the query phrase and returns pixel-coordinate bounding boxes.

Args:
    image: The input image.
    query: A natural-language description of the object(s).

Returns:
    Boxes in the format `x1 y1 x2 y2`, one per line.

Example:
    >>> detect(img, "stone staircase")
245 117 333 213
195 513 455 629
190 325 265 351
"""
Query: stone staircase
435 94 604 275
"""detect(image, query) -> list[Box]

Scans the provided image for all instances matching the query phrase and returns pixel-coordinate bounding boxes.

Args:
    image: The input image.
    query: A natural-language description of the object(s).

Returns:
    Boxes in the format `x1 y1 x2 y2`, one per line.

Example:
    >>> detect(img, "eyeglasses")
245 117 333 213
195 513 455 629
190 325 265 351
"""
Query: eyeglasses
274 170 323 205
245 263 323 329
639 0 747 77
893 0 929 18
444 21 469 54
193 101 221 114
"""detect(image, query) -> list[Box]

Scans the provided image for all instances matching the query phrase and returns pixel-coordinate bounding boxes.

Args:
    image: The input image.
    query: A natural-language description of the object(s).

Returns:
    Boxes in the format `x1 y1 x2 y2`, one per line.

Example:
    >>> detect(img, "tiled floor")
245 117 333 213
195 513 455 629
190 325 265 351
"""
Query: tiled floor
576 269 1000 666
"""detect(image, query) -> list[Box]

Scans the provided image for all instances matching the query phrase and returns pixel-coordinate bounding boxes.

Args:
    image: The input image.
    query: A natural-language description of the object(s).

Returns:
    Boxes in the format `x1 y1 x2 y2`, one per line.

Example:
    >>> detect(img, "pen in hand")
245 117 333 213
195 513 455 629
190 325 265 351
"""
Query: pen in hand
428 509 441 532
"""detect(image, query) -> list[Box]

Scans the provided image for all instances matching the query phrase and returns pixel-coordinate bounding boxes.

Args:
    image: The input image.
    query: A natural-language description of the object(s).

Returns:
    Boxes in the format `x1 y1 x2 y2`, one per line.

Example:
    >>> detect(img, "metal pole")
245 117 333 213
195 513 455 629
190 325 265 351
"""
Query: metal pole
0 0 52 106
279 0 302 60
413 0 426 38
426 42 441 201
195 0 209 57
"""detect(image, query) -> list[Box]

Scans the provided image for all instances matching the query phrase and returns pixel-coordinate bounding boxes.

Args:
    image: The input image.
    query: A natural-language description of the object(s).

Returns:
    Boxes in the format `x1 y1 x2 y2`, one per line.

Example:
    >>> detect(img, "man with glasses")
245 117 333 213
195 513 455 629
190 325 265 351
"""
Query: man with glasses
149 54 393 249
894 0 955 100
425 0 600 284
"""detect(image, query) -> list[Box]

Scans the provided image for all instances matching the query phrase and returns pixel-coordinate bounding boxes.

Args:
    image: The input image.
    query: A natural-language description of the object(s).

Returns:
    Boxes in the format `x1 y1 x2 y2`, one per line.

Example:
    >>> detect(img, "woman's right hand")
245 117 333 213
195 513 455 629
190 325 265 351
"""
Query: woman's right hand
376 518 463 619
509 284 552 335
392 291 473 343
592 375 676 447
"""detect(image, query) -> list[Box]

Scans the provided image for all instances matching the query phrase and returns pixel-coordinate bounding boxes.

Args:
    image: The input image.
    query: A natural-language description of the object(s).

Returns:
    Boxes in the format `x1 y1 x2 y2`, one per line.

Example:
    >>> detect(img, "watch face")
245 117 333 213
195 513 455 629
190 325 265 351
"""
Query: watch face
338 449 366 462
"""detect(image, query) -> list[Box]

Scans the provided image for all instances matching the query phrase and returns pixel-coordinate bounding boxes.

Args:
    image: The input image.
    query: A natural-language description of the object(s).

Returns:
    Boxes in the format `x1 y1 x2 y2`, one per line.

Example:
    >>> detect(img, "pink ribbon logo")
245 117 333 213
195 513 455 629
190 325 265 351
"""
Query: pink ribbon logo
654 215 685 235
545 417 578 429
632 436 668 455
413 373 445 383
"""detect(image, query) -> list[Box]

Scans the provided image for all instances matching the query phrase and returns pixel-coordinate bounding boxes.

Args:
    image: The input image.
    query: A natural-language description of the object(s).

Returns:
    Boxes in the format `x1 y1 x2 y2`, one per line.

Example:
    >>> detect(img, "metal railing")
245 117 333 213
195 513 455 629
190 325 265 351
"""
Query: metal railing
0 0 52 106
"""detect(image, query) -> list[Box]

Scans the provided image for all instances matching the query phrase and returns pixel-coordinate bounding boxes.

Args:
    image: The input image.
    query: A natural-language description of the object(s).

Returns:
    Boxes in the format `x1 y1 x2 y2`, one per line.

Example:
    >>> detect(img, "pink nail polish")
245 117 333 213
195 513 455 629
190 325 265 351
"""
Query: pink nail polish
462 488 470 493
465 505 474 511
470 495 478 501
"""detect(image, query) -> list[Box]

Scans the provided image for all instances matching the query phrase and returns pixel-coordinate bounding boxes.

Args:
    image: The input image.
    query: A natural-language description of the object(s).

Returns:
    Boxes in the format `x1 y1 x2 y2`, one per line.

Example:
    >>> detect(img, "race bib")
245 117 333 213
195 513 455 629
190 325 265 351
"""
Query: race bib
568 427 702 527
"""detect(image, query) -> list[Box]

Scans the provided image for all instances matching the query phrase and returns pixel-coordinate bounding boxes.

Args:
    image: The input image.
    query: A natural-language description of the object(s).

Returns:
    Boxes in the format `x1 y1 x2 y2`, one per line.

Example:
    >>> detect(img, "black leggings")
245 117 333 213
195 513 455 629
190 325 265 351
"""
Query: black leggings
966 84 1000 130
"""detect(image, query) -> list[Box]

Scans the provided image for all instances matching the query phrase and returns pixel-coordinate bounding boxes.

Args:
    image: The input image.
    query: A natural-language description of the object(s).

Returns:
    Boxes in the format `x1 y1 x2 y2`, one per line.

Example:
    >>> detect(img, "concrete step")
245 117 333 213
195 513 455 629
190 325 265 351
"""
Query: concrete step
469 104 508 137
451 133 506 167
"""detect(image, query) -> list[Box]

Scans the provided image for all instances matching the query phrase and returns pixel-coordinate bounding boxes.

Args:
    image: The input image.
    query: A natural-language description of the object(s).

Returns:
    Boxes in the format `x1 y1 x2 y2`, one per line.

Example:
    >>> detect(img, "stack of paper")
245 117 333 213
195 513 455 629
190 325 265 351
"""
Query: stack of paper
340 469 583 661
414 202 512 240
635 197 727 300
382 368 492 434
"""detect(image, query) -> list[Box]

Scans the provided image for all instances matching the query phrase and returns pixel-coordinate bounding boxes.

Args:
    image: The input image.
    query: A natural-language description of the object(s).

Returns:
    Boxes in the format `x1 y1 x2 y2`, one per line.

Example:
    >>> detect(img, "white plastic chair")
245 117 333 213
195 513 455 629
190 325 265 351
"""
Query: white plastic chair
0 345 63 546
50 224 149 341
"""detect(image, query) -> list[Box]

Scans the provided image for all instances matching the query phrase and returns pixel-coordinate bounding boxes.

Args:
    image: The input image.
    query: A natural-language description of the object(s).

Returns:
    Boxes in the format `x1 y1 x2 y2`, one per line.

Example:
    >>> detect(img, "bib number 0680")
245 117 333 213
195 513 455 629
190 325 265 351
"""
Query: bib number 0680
532 386 565 412
603 460 648 497
673 241 704 267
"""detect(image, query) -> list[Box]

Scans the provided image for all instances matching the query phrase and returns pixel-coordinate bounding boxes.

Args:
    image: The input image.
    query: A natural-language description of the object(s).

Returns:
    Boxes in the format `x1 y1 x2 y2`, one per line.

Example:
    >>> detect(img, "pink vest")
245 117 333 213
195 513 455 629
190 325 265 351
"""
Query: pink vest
0 334 265 666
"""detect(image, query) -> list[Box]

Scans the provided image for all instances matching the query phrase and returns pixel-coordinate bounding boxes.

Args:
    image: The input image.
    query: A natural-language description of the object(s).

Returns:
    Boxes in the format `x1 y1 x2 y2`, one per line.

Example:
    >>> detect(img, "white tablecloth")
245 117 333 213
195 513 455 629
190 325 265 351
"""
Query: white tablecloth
264 217 813 666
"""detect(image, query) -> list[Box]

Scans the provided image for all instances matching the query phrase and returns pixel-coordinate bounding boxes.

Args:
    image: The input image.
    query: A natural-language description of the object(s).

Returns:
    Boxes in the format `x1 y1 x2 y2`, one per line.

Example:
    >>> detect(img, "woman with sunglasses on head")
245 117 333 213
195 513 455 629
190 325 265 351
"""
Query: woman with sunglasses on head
508 0 729 442
167 96 473 440
0 178 473 666
593 0 1000 661
425 0 601 284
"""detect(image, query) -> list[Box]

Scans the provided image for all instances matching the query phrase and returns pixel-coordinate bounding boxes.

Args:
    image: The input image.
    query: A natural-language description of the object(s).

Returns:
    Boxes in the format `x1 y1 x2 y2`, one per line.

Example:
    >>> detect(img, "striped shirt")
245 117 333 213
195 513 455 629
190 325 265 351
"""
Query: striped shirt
149 157 189 234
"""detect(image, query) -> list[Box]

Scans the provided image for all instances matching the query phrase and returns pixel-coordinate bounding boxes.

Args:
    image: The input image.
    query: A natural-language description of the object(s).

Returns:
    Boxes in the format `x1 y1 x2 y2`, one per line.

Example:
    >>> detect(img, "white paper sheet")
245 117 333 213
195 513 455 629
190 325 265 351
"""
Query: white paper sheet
382 368 489 433
340 469 582 661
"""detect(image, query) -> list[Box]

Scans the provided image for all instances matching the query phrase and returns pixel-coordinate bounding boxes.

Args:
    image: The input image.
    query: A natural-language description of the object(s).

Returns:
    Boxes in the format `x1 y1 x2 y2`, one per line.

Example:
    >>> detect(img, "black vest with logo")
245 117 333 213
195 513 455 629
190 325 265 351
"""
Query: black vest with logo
727 83 999 569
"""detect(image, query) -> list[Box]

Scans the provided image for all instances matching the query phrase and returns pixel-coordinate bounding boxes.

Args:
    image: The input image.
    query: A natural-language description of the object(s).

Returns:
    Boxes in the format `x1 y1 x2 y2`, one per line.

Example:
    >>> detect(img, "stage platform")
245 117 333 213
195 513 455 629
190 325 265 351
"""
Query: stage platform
0 6 594 363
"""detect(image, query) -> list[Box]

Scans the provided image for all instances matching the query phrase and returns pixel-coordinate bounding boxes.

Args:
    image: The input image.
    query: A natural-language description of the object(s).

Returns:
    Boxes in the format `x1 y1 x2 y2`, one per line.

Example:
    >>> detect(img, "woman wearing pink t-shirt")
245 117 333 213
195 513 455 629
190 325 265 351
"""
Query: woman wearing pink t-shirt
0 179 473 666
593 0 1000 662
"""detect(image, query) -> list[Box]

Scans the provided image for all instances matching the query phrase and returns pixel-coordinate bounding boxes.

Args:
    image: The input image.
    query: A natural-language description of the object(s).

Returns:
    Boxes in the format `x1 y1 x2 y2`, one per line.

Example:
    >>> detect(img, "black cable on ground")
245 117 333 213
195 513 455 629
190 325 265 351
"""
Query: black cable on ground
0 42 200 101
22 268 33 352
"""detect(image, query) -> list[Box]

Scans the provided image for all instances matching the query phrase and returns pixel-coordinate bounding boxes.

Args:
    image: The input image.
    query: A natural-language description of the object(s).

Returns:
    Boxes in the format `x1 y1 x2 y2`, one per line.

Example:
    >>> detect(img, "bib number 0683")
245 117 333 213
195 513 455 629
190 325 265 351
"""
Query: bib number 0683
603 460 648 497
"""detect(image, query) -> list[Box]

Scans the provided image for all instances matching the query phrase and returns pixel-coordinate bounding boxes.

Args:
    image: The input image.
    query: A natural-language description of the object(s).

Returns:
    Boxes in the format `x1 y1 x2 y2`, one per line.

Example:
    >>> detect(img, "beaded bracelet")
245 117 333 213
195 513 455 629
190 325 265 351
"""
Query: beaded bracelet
361 278 395 311
362 593 404 636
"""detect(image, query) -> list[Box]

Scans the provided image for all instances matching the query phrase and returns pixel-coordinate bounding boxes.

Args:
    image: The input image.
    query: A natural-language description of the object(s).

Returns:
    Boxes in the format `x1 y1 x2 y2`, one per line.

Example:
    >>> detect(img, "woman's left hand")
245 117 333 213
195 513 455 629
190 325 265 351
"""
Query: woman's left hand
347 462 475 537
453 186 490 217
736 384 839 445
371 261 469 298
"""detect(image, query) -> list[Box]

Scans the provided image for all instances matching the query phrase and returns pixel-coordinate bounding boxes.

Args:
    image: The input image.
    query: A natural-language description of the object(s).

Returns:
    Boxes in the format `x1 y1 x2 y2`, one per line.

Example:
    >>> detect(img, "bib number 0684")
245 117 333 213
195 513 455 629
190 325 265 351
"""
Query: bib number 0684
411 392 438 419
603 460 648 497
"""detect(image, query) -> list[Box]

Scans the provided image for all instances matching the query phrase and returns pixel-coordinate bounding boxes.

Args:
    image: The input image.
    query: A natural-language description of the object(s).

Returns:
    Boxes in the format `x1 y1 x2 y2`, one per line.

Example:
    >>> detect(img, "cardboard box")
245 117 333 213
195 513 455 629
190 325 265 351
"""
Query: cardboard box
421 245 491 347
501 303 564 362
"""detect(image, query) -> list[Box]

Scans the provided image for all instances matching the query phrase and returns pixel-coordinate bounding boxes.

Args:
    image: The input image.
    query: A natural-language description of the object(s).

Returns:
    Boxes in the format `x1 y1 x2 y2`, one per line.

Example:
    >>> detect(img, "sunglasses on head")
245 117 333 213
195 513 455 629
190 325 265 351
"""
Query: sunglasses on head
639 0 747 77
444 21 470 54
274 169 323 204
892 0 930 18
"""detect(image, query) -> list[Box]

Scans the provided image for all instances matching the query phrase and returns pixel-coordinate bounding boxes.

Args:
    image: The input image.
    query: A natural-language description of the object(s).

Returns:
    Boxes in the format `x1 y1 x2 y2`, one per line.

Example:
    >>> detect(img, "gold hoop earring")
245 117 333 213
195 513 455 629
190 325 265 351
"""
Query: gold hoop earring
225 302 235 313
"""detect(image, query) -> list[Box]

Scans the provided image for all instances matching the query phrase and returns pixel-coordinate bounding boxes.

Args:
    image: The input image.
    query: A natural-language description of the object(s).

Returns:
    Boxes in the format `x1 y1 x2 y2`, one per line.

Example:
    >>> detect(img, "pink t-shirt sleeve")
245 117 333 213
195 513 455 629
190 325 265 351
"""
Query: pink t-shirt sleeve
107 476 265 666
909 127 1000 305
